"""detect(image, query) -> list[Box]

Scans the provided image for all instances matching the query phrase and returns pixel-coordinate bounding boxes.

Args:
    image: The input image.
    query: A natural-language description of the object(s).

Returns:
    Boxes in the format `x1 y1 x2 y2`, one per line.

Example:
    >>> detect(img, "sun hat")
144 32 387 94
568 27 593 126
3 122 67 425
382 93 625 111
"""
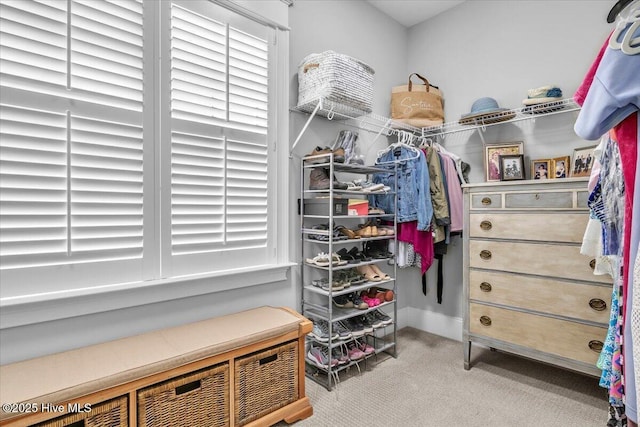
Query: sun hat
459 97 516 125
522 85 563 105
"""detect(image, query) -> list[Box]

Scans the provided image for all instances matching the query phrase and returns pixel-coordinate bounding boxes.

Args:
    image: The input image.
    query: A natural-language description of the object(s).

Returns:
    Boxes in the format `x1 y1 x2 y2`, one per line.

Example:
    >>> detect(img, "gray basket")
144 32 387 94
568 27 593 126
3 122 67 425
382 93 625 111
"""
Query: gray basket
297 51 374 115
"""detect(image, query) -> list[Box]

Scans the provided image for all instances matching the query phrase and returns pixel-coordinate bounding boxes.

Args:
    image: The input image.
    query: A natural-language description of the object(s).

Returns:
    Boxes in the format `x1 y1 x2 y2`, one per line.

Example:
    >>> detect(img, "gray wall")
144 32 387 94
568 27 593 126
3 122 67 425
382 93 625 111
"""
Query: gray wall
402 0 613 335
1 0 616 364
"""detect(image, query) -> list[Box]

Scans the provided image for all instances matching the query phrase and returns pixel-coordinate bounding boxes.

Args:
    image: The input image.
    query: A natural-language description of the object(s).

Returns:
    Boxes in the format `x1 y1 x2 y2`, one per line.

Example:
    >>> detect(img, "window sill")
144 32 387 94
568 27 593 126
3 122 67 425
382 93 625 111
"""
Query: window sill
0 263 296 329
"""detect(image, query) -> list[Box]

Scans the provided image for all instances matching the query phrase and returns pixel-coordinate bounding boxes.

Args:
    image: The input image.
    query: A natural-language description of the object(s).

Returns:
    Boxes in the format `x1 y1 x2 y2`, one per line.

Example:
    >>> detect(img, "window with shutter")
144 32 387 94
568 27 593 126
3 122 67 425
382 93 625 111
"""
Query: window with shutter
0 0 284 305
163 1 274 277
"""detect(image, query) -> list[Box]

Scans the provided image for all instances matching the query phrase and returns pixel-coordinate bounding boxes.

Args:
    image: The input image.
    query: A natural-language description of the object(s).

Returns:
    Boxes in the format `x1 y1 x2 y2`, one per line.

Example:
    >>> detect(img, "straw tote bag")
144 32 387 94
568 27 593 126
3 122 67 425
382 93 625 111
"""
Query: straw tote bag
391 73 444 128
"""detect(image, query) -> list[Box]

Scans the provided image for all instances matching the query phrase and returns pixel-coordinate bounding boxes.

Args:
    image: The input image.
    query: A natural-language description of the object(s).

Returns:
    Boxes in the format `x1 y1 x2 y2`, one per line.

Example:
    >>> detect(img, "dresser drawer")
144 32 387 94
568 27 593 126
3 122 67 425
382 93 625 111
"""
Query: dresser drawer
469 240 597 282
471 193 501 209
469 303 607 366
469 213 588 243
504 191 573 209
469 270 610 324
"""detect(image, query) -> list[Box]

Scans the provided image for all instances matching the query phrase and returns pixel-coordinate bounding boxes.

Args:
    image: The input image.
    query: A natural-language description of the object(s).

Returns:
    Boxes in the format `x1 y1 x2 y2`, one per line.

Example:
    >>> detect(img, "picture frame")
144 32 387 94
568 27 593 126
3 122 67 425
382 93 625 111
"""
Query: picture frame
552 156 570 179
499 154 525 181
571 145 597 178
484 141 524 182
531 159 552 180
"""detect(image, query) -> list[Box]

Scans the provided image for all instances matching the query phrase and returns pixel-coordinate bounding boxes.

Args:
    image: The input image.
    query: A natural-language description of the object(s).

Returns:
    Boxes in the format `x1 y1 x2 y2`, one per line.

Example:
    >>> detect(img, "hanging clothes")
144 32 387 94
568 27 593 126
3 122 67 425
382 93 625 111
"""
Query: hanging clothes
574 9 640 424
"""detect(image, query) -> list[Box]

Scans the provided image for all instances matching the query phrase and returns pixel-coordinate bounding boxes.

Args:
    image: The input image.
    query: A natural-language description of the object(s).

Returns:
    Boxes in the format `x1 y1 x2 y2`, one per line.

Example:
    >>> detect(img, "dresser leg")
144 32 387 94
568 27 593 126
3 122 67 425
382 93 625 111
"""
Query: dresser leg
464 341 471 370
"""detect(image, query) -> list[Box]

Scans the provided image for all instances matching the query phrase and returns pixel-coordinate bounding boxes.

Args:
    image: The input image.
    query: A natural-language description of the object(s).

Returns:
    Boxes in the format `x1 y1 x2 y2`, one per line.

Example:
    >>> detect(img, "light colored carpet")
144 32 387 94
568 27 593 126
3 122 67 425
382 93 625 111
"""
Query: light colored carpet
286 327 607 427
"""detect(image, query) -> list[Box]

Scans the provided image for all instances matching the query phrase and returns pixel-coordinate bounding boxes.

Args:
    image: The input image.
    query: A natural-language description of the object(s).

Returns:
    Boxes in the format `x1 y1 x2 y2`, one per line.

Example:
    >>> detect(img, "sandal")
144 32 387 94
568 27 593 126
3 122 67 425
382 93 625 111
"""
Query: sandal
336 248 358 264
370 264 391 280
336 225 360 239
305 252 331 267
348 246 372 262
357 265 381 282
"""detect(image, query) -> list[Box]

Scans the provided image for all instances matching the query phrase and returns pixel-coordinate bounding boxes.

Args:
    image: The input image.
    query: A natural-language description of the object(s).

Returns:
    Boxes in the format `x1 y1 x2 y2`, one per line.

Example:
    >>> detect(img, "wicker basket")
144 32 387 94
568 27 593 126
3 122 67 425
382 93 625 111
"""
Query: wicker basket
234 340 298 426
297 50 375 115
137 363 229 427
32 396 128 427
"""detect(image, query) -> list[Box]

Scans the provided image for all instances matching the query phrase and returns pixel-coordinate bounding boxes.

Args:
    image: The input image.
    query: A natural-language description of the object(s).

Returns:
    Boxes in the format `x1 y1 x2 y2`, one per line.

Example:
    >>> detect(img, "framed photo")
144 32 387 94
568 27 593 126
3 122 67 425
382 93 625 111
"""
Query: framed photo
552 156 570 179
499 154 525 181
571 145 597 178
484 141 524 182
531 159 552 180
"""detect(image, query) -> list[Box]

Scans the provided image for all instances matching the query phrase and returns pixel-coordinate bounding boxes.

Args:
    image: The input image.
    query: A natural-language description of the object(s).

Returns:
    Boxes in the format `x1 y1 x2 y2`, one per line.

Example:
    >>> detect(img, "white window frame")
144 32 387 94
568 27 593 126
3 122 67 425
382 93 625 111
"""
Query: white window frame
0 0 292 329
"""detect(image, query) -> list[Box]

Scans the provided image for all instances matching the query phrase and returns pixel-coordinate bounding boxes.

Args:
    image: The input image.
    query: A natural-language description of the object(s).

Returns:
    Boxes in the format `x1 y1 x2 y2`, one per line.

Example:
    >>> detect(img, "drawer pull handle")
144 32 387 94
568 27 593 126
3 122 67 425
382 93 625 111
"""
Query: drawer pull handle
535 194 540 200
479 282 492 292
589 298 607 311
479 315 492 326
480 220 493 231
479 250 492 260
588 340 604 353
176 380 201 395
481 197 492 206
260 354 278 365
589 259 596 269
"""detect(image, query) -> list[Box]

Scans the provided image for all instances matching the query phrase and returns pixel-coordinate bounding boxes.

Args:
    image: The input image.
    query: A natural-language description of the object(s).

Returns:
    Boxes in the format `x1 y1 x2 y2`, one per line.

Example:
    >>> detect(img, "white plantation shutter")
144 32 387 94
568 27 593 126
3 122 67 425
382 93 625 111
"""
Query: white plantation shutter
166 1 274 276
0 0 283 305
0 0 147 296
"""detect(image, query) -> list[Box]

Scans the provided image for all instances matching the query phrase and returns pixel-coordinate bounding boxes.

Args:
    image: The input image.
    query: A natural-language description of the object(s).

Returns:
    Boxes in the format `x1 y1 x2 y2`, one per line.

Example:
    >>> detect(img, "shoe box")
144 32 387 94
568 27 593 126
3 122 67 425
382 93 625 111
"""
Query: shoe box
304 197 349 216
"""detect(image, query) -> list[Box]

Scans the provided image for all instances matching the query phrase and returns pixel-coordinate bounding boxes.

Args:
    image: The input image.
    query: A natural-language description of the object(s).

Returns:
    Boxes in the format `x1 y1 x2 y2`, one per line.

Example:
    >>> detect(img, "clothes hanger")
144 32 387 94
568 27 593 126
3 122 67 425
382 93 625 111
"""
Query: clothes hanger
608 0 635 22
608 0 640 55
375 131 420 164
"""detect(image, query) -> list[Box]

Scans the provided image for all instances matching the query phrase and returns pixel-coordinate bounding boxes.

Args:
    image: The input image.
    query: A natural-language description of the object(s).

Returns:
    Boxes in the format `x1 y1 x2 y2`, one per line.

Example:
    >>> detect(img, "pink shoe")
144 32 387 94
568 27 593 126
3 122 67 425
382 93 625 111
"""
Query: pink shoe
356 339 375 356
347 342 365 360
361 295 380 307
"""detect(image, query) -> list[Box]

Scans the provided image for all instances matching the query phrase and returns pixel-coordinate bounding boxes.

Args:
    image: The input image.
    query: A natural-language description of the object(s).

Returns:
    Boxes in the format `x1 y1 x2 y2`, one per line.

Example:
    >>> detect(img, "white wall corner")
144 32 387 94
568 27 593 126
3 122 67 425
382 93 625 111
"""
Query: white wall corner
406 306 463 342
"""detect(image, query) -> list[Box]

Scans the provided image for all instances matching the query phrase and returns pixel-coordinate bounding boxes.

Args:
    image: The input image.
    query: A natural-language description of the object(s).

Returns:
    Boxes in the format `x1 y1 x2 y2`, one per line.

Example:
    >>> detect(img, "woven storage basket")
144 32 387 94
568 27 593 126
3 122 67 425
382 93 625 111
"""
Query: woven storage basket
137 363 229 427
297 50 375 115
32 396 128 427
234 340 298 426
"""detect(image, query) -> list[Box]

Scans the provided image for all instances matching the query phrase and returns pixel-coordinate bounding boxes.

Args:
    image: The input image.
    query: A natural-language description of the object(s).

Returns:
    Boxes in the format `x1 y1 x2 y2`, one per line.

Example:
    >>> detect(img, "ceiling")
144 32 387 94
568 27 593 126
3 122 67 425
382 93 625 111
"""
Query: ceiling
366 0 466 27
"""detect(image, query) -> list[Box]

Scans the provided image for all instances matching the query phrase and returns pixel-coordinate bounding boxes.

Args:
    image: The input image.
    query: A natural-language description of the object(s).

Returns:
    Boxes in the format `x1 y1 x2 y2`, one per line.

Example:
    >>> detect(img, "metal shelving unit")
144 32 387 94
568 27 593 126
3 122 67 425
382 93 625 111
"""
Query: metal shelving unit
300 154 398 390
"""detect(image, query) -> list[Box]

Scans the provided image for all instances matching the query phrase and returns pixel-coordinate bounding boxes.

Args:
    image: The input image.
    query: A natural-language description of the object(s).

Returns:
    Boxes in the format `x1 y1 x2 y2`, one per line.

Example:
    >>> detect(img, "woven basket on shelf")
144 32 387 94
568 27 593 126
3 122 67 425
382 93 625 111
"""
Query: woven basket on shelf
234 340 298 426
137 363 230 427
297 50 375 114
33 396 128 427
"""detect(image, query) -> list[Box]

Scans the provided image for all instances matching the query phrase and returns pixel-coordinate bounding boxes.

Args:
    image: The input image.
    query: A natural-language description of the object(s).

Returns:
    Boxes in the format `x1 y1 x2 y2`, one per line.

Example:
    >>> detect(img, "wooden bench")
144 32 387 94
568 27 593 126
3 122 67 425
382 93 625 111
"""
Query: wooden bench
0 306 313 426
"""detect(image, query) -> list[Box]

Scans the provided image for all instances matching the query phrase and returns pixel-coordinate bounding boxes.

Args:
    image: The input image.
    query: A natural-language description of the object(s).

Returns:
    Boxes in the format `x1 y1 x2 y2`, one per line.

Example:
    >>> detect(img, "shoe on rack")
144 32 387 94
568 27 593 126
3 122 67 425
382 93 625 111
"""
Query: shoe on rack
342 316 366 337
363 312 384 329
309 168 330 190
372 309 393 326
304 146 345 163
369 264 391 280
346 341 366 361
358 315 375 334
333 346 350 365
332 294 354 308
333 321 353 341
307 345 338 369
347 292 369 310
355 338 375 356
310 319 339 342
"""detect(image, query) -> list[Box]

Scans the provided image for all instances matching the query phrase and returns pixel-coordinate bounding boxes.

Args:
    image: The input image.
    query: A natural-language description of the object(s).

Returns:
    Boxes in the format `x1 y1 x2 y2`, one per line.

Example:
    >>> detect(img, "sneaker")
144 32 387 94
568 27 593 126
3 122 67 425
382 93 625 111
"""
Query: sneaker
347 292 369 310
363 312 383 329
355 339 375 356
346 341 365 360
332 294 354 308
332 346 350 365
358 315 375 334
307 345 338 369
333 321 353 341
372 309 393 326
310 319 339 342
342 317 365 337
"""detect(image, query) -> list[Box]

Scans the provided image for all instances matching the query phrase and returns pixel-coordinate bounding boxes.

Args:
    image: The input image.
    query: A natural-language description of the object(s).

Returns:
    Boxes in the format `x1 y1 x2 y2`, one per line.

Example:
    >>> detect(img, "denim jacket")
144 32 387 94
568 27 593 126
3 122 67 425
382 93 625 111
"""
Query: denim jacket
370 146 433 231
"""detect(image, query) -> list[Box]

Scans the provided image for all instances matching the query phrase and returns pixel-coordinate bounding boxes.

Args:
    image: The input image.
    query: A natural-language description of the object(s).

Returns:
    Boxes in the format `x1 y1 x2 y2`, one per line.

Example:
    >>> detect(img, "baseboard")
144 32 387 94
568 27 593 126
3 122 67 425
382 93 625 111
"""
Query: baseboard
398 307 463 342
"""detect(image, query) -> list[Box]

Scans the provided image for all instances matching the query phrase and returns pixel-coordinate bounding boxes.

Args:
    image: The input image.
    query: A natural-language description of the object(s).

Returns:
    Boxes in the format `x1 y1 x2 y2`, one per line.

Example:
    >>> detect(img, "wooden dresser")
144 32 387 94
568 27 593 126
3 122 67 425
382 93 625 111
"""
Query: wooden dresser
462 178 610 376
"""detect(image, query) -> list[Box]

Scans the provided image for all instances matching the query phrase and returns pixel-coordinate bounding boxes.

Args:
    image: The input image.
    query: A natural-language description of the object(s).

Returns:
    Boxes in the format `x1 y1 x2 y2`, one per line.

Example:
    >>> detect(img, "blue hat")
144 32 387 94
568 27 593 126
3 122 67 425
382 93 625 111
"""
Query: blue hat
459 97 515 125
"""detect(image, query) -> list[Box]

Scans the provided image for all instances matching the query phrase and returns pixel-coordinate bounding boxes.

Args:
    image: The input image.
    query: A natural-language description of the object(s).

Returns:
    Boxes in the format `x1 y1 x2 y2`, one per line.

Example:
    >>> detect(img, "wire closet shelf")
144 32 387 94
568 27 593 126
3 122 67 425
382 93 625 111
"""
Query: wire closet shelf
290 97 580 154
